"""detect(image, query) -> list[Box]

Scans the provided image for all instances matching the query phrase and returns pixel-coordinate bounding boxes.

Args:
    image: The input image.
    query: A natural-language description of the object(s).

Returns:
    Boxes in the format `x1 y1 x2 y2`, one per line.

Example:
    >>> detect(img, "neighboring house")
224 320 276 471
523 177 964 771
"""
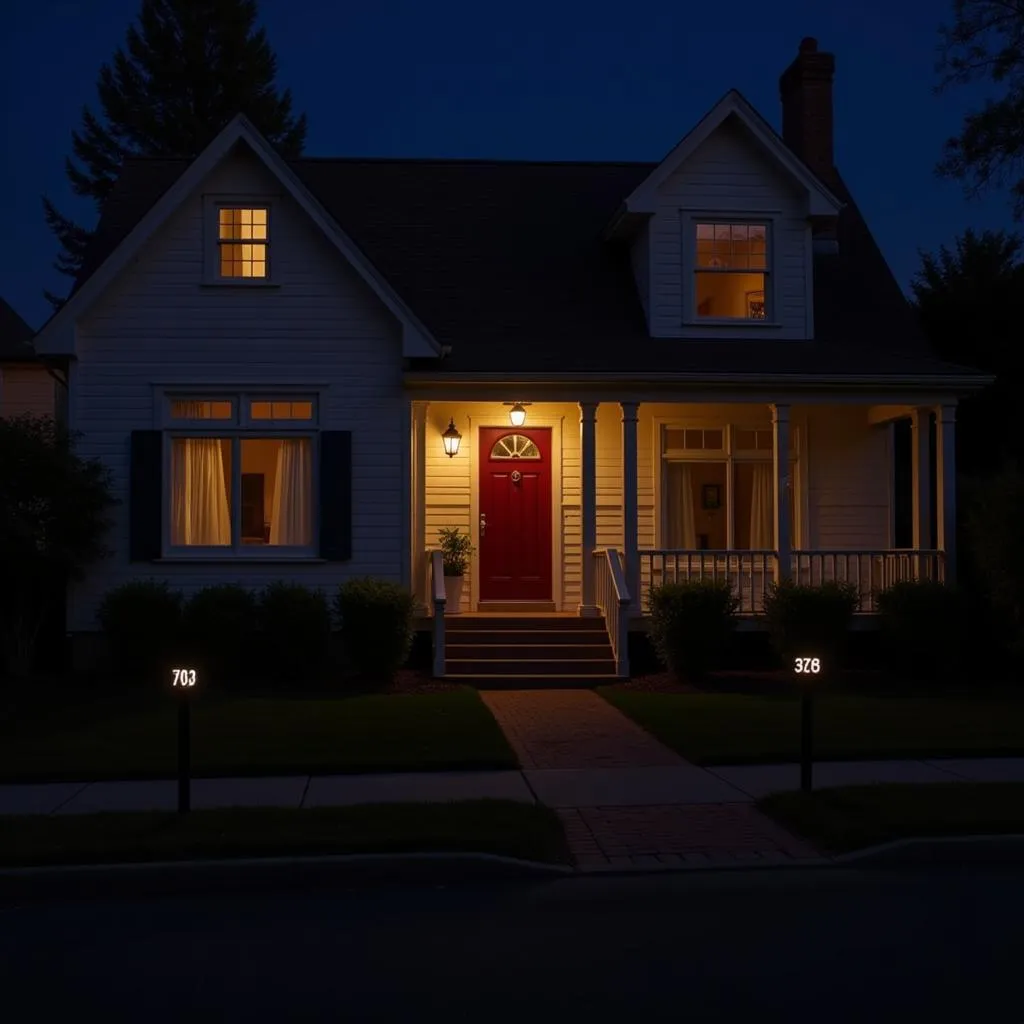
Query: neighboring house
32 38 991 679
0 297 55 419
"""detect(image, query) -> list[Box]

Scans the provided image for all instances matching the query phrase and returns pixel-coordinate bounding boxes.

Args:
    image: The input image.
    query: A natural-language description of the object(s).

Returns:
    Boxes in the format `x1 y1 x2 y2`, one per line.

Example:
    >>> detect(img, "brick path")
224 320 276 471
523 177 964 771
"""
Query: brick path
480 690 681 769
481 689 819 868
558 804 821 871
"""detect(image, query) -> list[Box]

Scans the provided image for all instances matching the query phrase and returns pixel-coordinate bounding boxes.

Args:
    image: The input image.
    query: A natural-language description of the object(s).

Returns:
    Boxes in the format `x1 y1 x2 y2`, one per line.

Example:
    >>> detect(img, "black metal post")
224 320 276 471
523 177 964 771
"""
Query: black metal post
178 696 191 813
800 690 814 793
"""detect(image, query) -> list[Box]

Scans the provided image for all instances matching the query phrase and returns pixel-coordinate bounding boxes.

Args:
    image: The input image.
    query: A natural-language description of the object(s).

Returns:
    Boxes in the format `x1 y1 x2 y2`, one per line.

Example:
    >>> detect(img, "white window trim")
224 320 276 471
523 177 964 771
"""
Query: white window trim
680 213 781 327
202 195 278 287
652 417 805 550
158 388 321 560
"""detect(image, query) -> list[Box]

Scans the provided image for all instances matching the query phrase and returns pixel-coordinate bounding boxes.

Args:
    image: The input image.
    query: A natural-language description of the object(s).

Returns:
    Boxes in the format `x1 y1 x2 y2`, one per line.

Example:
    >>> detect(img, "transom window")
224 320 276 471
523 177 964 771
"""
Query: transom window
218 207 268 279
661 424 796 550
490 434 541 459
167 393 316 550
694 222 768 320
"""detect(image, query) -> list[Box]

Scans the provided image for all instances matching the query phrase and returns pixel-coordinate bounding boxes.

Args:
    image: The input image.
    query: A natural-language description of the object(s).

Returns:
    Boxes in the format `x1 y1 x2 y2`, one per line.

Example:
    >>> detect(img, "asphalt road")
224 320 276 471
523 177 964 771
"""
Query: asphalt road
2 865 1022 1022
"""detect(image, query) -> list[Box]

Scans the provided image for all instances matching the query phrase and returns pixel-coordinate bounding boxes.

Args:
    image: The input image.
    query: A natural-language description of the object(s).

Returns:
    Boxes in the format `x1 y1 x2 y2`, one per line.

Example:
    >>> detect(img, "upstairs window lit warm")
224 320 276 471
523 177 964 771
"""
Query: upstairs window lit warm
694 223 768 320
218 207 268 279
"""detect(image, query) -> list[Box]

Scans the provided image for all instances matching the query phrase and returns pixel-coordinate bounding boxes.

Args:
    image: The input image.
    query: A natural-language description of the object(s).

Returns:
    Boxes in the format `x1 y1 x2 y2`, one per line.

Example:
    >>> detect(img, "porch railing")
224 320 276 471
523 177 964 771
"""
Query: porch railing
430 549 446 677
594 548 631 678
792 550 945 613
639 549 945 614
640 550 777 614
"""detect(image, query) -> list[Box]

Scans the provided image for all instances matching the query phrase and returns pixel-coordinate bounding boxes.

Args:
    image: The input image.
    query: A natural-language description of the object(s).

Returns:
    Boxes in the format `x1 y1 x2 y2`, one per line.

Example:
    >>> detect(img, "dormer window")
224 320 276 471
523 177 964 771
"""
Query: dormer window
217 206 269 279
693 222 769 320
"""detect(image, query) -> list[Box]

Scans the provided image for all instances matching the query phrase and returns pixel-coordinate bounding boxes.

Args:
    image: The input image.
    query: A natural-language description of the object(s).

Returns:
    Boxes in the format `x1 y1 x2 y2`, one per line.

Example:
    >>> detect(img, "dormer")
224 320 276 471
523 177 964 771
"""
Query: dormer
608 40 843 340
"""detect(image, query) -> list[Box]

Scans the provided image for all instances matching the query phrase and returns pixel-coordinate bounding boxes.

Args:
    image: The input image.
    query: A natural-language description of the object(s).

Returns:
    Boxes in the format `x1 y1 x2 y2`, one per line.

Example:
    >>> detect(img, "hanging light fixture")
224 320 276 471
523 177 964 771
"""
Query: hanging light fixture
508 403 527 427
441 418 462 458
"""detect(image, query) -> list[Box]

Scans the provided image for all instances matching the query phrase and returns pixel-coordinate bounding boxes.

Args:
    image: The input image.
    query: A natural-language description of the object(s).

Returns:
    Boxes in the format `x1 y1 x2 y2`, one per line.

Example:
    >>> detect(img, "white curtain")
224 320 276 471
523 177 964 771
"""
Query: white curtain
171 438 231 545
270 439 312 545
749 462 774 549
665 462 697 548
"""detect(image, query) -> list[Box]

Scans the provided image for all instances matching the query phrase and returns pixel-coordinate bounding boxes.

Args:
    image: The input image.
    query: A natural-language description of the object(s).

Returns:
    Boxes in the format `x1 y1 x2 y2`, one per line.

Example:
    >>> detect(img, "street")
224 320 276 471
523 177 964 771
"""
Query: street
2 865 1022 1022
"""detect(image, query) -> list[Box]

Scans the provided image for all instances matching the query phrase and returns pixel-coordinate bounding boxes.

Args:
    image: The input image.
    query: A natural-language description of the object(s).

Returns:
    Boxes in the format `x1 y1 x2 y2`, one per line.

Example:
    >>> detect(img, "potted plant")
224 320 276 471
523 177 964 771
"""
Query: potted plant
437 527 473 614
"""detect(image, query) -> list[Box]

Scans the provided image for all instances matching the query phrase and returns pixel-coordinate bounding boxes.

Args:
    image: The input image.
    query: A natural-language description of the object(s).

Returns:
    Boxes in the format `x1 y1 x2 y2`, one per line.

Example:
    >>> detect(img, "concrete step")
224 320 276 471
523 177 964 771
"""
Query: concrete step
444 616 607 630
445 673 620 689
446 629 610 645
447 643 614 660
446 657 618 676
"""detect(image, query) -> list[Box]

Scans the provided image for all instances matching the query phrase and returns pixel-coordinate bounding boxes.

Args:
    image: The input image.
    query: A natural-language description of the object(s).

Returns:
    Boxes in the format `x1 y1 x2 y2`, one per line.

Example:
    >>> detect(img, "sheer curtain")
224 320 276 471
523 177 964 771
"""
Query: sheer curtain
665 462 697 548
749 462 774 549
171 439 231 545
270 439 312 545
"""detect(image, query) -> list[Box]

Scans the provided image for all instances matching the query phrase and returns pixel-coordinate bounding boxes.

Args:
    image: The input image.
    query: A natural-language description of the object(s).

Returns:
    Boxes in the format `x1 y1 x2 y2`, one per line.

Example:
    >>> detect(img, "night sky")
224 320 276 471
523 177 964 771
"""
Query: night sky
0 0 1015 330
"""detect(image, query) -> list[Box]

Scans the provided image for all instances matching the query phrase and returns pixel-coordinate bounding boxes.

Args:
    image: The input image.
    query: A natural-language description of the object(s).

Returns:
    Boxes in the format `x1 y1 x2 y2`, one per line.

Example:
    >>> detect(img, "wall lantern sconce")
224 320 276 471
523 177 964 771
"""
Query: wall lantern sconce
441 418 462 457
506 402 530 427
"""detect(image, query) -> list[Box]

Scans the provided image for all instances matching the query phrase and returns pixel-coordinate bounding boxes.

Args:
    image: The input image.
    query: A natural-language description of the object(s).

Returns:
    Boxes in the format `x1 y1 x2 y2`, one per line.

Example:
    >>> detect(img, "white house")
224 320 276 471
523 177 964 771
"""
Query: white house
32 38 990 681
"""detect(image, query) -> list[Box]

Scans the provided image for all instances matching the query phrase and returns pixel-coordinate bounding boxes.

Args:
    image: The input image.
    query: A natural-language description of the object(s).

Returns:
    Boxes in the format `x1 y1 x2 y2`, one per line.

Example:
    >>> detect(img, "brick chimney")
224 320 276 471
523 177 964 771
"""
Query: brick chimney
779 37 836 185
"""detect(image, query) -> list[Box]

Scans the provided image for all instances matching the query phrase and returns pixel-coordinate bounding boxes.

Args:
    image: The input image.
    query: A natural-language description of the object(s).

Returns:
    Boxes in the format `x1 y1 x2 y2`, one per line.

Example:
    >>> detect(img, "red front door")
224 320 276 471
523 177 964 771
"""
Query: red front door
479 426 552 601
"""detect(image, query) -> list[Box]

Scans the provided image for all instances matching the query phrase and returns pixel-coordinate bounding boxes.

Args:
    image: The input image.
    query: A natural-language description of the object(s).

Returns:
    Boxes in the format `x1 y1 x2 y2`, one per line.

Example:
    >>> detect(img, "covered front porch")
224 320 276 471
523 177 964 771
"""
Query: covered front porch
409 396 957 677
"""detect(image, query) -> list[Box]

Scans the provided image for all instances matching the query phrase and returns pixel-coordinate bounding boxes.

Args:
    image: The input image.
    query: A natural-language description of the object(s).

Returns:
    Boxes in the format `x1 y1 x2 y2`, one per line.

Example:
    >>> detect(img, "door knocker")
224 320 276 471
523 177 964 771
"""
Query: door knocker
510 470 522 484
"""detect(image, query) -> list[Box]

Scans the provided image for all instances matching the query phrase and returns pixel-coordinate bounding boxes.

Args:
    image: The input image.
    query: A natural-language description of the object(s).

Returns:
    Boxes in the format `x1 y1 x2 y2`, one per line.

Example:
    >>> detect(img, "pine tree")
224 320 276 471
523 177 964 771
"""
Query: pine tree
43 0 307 309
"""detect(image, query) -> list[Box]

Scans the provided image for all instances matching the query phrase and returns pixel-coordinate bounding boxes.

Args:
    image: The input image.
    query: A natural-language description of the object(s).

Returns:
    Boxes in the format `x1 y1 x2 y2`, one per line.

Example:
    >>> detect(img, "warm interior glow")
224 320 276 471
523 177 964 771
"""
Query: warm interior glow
250 400 313 420
508 403 527 427
218 208 268 278
171 399 232 420
694 223 767 319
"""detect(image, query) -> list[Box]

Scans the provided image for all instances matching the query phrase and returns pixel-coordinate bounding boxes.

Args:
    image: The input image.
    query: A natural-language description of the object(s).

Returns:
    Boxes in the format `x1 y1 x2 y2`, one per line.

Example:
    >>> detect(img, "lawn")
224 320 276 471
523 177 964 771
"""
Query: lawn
0 689 517 782
598 689 1024 764
759 783 1024 854
0 800 570 868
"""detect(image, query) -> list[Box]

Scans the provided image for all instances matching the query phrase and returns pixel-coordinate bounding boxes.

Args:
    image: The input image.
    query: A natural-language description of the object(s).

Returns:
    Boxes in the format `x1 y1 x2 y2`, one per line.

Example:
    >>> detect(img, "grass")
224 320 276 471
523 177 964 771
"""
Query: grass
598 689 1024 764
0 800 571 868
0 689 517 782
759 783 1024 854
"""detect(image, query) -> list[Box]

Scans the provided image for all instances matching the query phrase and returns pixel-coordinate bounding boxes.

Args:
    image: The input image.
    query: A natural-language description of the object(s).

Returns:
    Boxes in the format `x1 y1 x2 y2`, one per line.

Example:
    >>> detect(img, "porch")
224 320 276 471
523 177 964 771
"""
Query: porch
411 398 957 679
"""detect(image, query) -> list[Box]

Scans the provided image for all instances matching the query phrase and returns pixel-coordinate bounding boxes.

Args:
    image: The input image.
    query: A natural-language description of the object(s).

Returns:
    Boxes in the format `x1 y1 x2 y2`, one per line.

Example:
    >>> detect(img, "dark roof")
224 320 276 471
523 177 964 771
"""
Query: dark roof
0 297 36 360
70 149 976 379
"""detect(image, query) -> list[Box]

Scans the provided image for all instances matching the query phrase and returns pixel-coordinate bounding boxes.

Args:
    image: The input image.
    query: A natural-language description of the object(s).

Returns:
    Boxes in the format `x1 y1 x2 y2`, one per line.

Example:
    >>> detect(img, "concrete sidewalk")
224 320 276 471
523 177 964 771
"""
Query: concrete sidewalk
2 756 1022 817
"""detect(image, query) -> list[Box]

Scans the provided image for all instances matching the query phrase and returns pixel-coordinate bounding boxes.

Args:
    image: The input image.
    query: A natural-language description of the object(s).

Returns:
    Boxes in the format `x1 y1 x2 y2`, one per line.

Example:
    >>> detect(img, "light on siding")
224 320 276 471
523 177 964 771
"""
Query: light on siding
508 403 527 427
441 418 462 458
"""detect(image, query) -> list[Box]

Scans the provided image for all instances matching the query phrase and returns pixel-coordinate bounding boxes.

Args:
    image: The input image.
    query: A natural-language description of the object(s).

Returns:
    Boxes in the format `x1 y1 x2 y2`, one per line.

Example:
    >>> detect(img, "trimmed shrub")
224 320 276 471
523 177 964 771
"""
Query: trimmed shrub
256 582 331 684
763 580 858 676
647 579 739 682
182 584 258 688
96 580 182 684
333 578 415 683
876 580 964 681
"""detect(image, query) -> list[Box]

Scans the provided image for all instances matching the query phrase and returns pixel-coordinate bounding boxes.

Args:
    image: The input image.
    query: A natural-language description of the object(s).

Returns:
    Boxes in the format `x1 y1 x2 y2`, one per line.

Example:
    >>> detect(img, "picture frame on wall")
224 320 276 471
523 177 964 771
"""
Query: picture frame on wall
701 483 721 510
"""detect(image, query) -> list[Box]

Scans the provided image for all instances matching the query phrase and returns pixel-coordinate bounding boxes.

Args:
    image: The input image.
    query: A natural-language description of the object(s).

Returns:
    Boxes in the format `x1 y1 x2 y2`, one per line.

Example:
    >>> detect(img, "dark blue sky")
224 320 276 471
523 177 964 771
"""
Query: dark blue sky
1 0 1015 330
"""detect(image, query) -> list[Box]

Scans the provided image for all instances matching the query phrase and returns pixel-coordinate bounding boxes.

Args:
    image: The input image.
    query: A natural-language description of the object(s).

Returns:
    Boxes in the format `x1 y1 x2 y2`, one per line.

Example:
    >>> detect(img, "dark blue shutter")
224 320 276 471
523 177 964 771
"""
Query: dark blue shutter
319 431 352 560
129 430 163 561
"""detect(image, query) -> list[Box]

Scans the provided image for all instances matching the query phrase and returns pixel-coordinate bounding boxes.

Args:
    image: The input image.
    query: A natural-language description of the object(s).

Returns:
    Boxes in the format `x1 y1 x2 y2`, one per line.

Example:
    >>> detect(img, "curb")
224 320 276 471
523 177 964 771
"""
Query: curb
0 851 573 903
833 833 1024 866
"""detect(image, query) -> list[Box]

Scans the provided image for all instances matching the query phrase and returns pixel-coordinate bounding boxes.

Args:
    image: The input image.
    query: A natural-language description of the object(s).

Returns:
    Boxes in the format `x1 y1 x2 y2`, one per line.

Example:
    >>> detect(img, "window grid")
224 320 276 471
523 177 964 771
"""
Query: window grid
693 221 769 321
217 207 268 279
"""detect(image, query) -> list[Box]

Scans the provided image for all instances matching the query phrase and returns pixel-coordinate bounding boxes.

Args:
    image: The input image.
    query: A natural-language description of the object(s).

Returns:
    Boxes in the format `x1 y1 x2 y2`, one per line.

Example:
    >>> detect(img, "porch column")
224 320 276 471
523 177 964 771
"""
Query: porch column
412 401 429 611
772 403 792 583
911 408 932 551
621 401 640 605
935 403 957 584
579 401 600 615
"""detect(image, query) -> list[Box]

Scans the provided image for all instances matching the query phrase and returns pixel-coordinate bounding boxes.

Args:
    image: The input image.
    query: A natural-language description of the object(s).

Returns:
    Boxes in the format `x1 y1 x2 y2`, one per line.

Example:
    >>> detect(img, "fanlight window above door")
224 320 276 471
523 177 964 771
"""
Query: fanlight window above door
490 434 541 459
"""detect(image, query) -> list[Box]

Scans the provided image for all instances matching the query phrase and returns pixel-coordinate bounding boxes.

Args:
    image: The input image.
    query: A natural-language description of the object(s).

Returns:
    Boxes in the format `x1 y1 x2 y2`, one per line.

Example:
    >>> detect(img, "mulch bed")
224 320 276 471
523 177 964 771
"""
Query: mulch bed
381 669 463 695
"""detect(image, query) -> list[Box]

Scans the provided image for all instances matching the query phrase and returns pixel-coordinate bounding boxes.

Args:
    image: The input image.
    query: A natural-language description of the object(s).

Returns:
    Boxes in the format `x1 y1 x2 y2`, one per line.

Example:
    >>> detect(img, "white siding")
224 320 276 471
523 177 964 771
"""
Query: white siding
0 365 55 418
646 117 811 339
70 150 406 631
805 405 891 549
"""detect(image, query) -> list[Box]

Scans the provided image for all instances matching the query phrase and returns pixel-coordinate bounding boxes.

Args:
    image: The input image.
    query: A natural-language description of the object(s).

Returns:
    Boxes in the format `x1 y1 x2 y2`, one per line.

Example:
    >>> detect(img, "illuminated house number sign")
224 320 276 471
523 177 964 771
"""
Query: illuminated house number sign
172 668 197 687
794 657 821 675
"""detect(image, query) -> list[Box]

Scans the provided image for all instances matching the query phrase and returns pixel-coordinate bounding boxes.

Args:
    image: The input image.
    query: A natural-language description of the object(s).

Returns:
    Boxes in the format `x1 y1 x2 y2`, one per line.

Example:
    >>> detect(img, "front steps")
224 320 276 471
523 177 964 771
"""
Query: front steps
443 615 619 687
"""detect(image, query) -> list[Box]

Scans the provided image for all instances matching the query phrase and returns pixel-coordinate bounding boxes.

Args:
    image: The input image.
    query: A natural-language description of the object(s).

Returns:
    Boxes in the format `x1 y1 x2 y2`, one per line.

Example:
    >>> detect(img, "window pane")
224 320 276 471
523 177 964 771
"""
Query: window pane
703 429 723 450
735 429 757 450
171 400 232 420
241 438 312 546
250 401 272 419
250 400 314 420
756 430 773 451
664 428 686 451
665 461 727 549
218 207 269 242
171 438 232 545
695 271 766 318
684 429 703 449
